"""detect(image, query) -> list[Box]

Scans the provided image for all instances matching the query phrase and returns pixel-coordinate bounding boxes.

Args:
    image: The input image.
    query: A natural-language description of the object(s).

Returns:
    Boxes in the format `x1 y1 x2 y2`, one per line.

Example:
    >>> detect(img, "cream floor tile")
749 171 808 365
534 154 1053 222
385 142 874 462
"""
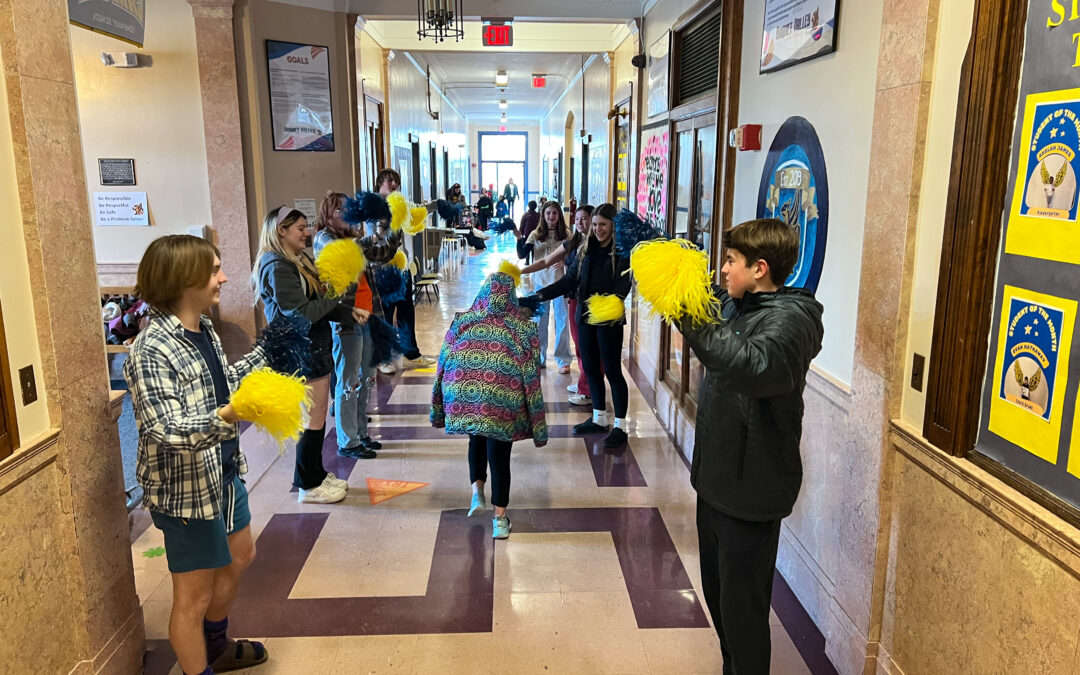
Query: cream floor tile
493 590 639 633
555 628 651 674
243 636 343 674
770 624 811 675
387 384 439 405
332 634 417 673
411 633 493 674
640 628 724 674
489 629 566 674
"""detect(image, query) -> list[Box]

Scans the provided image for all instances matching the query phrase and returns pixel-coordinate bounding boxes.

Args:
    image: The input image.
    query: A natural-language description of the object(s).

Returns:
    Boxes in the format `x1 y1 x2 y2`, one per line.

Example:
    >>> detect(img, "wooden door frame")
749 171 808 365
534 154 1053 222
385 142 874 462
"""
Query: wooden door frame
0 297 21 461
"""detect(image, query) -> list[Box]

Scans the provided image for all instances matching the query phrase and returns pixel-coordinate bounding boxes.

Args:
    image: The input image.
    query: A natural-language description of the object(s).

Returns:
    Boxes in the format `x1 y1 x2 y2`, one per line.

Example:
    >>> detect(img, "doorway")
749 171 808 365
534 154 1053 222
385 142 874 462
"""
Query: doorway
580 142 590 206
478 131 527 220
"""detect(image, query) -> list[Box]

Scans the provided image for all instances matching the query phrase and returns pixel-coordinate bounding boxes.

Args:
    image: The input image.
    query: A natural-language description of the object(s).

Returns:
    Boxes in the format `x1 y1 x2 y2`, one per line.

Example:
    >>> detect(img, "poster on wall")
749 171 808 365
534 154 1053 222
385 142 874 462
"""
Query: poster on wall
94 191 149 226
267 40 334 152
1004 89 1080 265
756 116 829 294
636 122 670 231
647 32 670 118
760 0 838 74
987 287 1076 465
68 0 145 47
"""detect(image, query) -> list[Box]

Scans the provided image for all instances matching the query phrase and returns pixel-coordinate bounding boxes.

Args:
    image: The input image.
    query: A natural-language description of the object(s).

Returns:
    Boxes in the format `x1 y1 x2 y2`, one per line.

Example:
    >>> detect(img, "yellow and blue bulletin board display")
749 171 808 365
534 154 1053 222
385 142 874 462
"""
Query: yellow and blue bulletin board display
988 287 1077 465
1005 89 1080 265
1071 396 1080 480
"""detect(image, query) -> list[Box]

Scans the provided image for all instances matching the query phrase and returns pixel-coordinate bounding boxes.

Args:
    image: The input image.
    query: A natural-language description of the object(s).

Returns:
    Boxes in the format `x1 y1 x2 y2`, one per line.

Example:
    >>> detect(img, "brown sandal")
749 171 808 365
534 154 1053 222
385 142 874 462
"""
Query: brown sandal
209 638 268 672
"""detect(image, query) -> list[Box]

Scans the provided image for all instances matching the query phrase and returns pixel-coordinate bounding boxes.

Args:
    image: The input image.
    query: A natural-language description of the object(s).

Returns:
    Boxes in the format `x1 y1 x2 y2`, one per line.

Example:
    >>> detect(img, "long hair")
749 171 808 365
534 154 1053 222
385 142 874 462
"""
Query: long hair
574 203 619 278
316 191 350 238
536 201 569 242
251 206 323 300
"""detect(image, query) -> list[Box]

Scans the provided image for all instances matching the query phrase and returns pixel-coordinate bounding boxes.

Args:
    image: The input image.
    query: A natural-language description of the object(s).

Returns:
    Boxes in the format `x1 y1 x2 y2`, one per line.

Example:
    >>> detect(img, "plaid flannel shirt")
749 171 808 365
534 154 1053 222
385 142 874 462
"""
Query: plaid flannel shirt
124 309 266 520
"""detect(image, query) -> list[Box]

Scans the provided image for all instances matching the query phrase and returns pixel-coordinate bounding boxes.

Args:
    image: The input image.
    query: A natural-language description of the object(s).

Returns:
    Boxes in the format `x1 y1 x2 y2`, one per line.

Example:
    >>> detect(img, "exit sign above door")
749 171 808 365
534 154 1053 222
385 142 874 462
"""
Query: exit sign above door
532 74 546 88
482 23 513 47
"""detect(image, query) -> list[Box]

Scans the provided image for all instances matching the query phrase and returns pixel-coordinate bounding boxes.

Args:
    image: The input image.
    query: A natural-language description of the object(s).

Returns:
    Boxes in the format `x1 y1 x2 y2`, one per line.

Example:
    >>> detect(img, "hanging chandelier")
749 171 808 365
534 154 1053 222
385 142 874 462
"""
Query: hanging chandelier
417 0 464 43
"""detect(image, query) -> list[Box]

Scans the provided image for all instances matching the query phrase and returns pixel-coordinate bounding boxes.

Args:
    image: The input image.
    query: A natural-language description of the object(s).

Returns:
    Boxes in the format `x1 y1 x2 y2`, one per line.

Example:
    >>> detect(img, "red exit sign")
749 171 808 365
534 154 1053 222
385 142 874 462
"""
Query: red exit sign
482 24 513 47
532 75 546 88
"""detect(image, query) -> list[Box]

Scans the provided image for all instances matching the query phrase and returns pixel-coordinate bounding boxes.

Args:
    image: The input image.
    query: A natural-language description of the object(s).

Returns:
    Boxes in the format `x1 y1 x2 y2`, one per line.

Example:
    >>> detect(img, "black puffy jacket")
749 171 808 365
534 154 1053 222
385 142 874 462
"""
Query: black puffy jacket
678 287 824 521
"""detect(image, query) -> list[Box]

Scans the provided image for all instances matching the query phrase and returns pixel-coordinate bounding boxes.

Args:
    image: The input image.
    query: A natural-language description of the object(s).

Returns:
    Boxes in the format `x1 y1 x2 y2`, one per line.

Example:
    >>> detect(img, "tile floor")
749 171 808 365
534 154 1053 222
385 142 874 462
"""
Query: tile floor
132 233 816 674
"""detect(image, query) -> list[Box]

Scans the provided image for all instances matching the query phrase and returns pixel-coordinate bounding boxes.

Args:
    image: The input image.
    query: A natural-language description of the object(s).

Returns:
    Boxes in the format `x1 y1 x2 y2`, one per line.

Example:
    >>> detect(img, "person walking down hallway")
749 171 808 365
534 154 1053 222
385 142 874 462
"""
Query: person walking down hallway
503 177 519 218
677 218 824 674
517 201 573 372
255 206 368 504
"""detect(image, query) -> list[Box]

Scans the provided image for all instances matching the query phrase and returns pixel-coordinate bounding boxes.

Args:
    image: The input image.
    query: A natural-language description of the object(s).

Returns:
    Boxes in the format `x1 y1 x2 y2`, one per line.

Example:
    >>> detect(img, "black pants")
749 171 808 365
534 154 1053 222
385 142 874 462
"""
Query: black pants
577 319 628 418
294 428 328 490
382 297 421 360
468 435 512 507
697 497 781 675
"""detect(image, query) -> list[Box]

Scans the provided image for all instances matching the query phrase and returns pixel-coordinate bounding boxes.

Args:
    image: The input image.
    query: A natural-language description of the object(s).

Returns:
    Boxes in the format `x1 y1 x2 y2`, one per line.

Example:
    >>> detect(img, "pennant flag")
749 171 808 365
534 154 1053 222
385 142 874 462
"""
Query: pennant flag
366 478 429 505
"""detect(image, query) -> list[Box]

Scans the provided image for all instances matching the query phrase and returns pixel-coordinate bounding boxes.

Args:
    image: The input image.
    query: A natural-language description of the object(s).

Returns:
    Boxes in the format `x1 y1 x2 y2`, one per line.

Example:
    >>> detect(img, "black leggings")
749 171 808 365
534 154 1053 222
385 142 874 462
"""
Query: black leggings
468 435 512 508
577 319 628 418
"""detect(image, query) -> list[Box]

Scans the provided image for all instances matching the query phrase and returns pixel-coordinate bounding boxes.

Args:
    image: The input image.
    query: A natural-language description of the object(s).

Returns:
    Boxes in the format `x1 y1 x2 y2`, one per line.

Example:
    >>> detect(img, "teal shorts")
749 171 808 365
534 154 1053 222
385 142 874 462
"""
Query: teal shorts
151 475 251 574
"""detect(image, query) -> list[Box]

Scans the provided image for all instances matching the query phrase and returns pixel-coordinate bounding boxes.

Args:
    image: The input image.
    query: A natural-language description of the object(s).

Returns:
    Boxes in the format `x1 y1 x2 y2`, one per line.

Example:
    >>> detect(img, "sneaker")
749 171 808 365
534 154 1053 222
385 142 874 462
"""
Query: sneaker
338 446 377 459
603 427 628 448
573 420 609 435
321 471 348 491
403 355 437 368
360 436 383 450
377 363 396 375
468 492 486 517
298 483 346 504
567 384 578 393
558 365 571 374
568 394 592 406
492 515 512 539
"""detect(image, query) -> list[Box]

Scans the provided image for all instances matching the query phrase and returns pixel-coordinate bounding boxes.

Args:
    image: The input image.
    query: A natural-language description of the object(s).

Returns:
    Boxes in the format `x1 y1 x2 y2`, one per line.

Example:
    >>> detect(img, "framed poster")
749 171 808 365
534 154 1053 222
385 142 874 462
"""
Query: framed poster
636 121 670 231
267 40 334 151
760 0 839 74
98 158 136 186
68 0 145 47
647 32 670 118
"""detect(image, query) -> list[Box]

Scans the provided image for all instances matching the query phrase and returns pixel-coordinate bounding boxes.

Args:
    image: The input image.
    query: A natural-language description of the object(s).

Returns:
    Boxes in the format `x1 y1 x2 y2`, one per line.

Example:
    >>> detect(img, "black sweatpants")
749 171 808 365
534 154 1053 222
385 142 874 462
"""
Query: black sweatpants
577 319 628 418
294 427 328 490
468 435 512 507
697 497 781 675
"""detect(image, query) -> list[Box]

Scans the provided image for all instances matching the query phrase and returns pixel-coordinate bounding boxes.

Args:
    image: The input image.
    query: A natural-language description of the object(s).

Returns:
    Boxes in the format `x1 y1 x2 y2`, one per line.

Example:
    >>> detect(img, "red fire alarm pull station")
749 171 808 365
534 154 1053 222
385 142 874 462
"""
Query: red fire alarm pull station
532 74 546 88
482 23 513 47
728 124 762 151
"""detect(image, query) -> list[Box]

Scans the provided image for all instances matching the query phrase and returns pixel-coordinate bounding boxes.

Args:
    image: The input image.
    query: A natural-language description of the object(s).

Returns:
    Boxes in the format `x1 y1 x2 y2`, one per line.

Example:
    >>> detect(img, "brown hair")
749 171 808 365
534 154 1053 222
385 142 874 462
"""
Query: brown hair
134 235 220 311
536 201 569 242
722 218 799 285
375 168 401 192
316 190 350 237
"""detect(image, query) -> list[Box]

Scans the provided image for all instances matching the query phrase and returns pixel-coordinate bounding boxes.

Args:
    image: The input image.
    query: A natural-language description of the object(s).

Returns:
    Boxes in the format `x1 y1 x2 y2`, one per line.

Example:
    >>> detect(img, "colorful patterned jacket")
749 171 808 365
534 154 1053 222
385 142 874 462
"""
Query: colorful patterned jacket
431 271 547 446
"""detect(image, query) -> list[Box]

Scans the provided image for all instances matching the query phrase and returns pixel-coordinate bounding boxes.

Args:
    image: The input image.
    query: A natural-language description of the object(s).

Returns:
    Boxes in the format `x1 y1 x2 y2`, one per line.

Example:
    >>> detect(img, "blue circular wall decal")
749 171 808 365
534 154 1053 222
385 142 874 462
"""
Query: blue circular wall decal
756 116 829 294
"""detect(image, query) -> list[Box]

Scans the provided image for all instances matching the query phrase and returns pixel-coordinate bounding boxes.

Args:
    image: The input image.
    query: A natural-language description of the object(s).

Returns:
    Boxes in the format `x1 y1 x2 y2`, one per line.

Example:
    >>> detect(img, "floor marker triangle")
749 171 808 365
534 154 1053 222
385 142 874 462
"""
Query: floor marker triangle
366 478 430 505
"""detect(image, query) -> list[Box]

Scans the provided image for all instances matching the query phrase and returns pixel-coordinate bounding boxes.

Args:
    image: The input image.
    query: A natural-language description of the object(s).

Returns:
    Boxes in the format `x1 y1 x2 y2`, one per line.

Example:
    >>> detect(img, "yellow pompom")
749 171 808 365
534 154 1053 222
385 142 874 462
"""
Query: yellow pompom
403 205 428 235
315 238 366 297
230 368 312 444
585 294 625 324
630 238 722 325
498 259 522 287
391 249 407 270
387 192 408 232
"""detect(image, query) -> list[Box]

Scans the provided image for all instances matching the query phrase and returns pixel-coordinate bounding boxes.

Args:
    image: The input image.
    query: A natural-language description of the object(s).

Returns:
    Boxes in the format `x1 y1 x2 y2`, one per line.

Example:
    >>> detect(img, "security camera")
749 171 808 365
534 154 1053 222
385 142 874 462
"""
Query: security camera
631 53 646 68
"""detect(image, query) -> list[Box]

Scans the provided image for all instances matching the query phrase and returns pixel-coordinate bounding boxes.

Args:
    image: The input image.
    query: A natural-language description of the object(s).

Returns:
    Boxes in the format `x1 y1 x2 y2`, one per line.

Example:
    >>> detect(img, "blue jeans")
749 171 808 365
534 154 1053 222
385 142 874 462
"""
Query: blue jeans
536 296 572 367
333 323 375 449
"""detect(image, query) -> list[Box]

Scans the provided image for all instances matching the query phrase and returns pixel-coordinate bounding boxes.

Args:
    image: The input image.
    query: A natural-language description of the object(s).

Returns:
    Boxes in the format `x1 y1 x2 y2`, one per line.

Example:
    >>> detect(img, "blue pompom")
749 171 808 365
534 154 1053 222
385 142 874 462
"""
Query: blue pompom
342 191 391 225
374 266 406 305
436 199 462 222
614 208 667 257
368 315 402 366
259 314 312 376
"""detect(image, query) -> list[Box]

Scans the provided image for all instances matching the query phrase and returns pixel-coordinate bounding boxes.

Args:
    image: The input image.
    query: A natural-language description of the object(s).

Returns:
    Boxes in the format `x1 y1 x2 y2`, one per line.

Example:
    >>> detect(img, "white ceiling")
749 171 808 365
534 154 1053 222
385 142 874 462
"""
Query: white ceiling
410 51 592 122
271 0 648 21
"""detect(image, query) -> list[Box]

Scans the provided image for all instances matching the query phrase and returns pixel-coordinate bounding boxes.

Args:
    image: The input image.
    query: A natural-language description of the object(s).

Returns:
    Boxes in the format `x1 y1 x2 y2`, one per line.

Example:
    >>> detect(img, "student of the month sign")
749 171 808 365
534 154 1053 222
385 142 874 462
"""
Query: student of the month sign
988 287 1076 466
1005 89 1080 265
267 40 334 152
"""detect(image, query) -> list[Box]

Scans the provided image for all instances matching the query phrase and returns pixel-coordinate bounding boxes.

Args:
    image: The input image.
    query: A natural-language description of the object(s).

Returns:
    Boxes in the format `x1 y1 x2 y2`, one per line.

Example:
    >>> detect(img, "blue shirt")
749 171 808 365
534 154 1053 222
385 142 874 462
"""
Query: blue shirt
184 328 238 483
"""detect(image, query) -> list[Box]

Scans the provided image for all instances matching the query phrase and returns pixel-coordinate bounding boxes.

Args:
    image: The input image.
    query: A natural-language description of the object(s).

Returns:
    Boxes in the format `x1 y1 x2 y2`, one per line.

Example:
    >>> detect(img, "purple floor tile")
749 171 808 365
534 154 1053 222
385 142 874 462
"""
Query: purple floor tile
582 435 648 487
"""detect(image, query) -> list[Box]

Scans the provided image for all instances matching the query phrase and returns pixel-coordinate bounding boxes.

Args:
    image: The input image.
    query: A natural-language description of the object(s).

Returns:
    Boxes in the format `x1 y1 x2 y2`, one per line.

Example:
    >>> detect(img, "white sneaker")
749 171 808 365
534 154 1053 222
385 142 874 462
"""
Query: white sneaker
567 384 578 393
298 483 346 504
377 363 396 375
322 471 348 491
568 394 592 406
403 355 437 368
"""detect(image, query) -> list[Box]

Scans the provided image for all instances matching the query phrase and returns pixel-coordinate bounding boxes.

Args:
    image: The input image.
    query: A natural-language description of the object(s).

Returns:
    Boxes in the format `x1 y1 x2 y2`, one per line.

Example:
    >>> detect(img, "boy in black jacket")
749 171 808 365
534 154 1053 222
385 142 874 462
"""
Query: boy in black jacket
678 218 824 674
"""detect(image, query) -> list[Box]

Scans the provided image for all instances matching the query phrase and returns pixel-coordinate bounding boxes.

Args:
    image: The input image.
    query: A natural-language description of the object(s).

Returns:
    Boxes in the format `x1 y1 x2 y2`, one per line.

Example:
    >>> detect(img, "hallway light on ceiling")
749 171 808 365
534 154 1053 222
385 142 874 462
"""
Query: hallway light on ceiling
417 0 464 44
498 100 508 109
495 70 509 86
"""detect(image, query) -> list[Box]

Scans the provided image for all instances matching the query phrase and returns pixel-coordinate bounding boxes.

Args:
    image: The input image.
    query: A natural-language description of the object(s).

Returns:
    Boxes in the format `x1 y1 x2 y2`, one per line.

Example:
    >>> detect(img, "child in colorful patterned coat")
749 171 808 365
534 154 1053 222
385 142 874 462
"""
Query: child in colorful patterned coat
431 263 547 539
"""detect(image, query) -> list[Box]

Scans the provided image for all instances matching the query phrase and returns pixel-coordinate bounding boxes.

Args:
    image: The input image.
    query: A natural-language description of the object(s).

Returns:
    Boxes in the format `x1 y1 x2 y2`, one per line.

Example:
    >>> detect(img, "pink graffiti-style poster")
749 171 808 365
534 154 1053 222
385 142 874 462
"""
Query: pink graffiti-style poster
637 125 669 230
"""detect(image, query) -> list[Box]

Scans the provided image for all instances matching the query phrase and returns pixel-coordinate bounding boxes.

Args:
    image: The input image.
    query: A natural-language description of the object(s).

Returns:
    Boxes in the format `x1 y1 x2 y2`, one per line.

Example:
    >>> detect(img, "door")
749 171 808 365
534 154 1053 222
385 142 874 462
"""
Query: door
478 132 527 217
0 297 21 461
615 119 630 211
555 150 563 203
580 142 590 206
660 116 718 413
443 149 450 197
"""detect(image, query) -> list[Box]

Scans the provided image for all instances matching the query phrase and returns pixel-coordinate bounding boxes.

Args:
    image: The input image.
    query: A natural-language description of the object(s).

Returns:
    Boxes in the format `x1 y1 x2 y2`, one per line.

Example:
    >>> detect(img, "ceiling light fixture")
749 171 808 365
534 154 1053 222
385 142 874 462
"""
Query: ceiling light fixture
495 70 508 86
498 100 508 109
417 0 464 44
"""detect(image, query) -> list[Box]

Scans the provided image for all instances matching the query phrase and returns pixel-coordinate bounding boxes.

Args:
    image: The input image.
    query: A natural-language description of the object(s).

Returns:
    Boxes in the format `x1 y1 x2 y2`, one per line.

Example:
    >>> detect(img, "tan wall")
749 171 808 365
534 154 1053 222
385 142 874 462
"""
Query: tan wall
235 0 359 252
357 28 384 102
71 0 212 265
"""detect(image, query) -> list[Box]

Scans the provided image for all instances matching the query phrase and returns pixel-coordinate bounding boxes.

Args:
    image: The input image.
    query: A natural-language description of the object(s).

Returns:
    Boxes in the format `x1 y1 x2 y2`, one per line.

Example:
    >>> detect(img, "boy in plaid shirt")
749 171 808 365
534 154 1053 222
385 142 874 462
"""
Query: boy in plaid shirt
124 235 268 675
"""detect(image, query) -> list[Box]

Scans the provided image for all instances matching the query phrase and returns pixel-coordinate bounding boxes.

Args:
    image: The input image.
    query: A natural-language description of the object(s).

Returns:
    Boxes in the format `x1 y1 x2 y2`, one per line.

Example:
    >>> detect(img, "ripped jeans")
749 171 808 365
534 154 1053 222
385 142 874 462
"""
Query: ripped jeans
332 322 375 449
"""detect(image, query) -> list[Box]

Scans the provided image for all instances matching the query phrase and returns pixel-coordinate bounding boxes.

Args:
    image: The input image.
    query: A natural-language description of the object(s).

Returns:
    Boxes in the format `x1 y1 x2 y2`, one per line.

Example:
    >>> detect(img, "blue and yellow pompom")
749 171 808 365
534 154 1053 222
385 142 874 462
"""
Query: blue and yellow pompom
498 259 522 287
315 238 366 297
391 249 408 270
630 238 722 325
387 192 408 232
585 294 625 324
230 368 311 443
403 204 428 235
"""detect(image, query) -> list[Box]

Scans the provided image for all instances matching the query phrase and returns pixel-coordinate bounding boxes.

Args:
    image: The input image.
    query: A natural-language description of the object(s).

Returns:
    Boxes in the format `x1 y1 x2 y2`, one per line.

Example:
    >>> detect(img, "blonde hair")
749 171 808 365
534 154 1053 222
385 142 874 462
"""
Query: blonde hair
251 206 323 299
135 235 219 311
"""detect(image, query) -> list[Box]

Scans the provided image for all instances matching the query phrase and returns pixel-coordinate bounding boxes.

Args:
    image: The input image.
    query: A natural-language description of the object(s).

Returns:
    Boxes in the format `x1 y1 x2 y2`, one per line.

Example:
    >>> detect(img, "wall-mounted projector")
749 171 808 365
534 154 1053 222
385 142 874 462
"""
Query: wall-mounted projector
100 52 139 68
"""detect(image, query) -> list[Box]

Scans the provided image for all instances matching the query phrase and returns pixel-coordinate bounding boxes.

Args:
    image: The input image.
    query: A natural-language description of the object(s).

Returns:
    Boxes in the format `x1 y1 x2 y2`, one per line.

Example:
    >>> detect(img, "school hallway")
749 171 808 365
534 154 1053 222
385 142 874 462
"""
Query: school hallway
130 234 820 674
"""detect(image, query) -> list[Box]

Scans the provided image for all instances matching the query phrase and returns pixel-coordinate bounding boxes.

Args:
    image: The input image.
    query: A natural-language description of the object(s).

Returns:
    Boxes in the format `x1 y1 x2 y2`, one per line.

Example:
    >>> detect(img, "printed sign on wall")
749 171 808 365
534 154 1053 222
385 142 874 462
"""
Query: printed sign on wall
95 191 149 226
988 287 1076 466
636 123 669 232
267 40 334 152
68 0 145 47
1005 89 1080 265
756 116 829 294
760 0 838 74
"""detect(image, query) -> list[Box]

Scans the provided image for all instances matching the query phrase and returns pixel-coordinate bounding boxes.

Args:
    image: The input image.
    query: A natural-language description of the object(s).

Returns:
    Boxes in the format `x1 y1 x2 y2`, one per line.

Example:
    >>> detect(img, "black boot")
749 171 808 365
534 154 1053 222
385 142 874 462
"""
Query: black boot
293 428 328 489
